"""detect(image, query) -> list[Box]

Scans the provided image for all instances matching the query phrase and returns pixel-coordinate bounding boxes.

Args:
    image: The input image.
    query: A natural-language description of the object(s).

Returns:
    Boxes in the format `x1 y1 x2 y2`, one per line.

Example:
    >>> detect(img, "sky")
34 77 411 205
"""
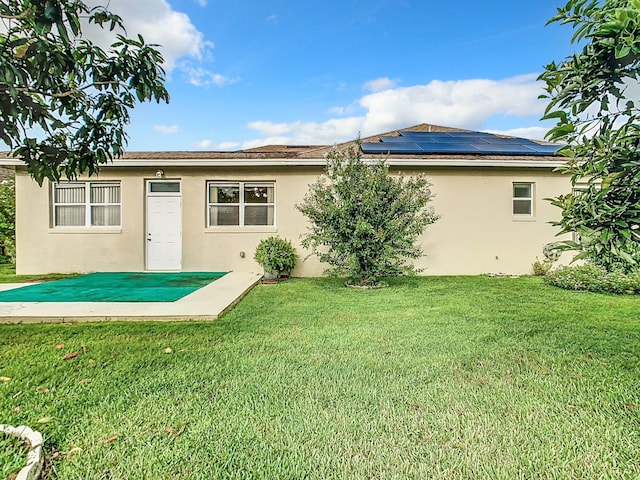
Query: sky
91 0 575 151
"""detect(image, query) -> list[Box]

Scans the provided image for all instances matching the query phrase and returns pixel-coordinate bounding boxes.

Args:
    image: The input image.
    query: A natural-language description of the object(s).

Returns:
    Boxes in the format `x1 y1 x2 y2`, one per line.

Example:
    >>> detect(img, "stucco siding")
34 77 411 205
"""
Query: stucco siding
413 168 569 274
14 165 571 276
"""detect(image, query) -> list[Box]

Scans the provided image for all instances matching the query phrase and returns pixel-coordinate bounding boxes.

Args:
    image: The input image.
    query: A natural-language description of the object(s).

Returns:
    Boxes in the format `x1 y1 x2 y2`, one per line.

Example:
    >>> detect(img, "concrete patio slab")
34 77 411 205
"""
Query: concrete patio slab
0 271 262 324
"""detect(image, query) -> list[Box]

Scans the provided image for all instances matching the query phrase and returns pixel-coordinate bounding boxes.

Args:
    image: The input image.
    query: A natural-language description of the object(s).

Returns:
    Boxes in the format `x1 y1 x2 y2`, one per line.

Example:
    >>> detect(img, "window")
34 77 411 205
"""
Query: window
53 182 121 227
571 184 589 241
512 183 533 216
148 181 180 193
207 182 275 227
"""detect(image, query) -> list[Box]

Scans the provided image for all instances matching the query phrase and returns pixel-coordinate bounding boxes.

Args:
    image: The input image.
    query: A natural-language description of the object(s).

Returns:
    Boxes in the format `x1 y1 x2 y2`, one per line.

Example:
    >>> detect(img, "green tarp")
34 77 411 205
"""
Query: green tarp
0 272 227 303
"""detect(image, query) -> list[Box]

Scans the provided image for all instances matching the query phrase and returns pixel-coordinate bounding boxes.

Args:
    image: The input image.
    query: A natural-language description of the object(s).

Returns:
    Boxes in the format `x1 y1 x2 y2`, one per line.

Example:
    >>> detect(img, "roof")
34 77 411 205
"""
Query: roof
0 123 565 169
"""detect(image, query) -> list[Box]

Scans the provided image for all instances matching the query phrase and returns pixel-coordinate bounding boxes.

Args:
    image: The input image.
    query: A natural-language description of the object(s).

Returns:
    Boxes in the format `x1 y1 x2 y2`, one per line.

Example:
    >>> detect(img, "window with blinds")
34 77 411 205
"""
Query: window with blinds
53 182 121 227
207 181 275 227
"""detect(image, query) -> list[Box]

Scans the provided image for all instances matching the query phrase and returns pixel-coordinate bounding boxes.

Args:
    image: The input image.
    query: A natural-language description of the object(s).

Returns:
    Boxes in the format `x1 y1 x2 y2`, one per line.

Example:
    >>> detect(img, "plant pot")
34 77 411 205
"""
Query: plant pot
263 270 279 281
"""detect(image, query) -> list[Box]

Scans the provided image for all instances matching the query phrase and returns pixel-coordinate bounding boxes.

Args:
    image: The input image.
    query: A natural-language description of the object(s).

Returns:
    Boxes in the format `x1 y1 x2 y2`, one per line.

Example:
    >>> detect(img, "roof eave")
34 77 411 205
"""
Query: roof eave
0 157 565 168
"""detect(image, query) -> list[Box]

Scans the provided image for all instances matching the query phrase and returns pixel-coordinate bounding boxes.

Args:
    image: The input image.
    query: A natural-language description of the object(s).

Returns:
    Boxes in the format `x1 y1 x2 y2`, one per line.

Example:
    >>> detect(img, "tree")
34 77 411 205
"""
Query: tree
296 142 439 287
539 0 640 272
0 0 169 185
0 177 15 263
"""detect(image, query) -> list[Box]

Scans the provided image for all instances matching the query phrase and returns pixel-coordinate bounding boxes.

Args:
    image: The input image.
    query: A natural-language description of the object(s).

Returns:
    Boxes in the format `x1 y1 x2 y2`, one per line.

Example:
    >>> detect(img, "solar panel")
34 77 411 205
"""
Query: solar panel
444 131 493 137
416 143 483 153
399 131 452 137
400 131 493 138
470 144 537 154
360 131 560 156
361 142 423 154
378 136 426 143
421 136 493 144
527 144 562 154
476 137 538 145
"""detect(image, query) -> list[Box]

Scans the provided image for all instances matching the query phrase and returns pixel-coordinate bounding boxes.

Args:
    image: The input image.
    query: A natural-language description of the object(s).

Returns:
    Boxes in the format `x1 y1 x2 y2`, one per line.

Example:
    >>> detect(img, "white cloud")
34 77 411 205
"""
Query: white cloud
246 121 293 137
358 74 545 135
192 140 240 150
85 0 212 72
363 77 399 93
236 74 549 147
486 127 550 141
243 118 365 148
182 65 239 87
241 137 290 149
154 124 179 134
217 141 241 149
266 15 279 23
85 0 238 88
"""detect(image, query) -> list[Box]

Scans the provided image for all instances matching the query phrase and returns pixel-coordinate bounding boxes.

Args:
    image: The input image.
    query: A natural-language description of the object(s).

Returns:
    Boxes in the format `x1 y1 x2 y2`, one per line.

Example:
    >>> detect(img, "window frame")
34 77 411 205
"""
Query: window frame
206 181 275 228
52 181 122 228
571 183 590 242
512 182 534 217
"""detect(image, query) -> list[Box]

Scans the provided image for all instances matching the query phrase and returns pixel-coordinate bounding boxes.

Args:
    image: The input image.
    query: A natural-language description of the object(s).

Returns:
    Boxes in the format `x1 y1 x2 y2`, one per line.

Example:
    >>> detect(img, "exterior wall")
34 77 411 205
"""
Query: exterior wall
14 164 571 276
16 169 146 274
410 168 570 275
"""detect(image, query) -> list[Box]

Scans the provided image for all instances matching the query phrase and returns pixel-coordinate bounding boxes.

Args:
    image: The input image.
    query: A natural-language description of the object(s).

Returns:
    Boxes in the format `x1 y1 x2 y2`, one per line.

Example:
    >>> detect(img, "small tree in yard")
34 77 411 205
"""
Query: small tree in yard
296 142 439 288
539 0 640 272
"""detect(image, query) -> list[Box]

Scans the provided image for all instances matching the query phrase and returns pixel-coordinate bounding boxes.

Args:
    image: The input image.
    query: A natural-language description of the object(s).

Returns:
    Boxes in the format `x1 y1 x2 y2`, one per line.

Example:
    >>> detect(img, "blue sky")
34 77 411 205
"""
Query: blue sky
99 0 574 151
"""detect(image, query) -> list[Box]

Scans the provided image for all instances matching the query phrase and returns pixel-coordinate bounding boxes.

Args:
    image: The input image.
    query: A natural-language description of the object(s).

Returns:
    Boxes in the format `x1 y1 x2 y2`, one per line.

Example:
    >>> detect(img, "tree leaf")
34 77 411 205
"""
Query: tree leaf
1 0 169 182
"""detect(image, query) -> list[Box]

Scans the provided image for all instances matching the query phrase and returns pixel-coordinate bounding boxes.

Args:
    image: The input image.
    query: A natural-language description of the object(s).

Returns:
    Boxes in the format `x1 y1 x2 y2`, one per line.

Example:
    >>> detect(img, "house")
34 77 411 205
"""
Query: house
0 124 571 276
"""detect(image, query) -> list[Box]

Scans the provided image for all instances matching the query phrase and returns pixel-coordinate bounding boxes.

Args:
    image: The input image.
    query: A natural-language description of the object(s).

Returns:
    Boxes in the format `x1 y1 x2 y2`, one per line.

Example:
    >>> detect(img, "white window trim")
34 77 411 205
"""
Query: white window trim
207 181 275 228
146 179 182 197
512 182 534 218
571 183 590 241
52 181 122 228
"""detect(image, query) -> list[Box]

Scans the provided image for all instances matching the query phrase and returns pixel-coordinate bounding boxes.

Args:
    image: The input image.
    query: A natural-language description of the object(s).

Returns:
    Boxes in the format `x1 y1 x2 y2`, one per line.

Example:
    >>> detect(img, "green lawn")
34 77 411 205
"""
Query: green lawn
0 433 27 479
0 264 76 283
1 276 639 479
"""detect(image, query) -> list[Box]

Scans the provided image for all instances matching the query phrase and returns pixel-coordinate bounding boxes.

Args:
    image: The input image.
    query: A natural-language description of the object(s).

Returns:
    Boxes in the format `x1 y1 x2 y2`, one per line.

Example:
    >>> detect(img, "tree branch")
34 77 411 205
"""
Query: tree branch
0 81 121 98
0 9 32 20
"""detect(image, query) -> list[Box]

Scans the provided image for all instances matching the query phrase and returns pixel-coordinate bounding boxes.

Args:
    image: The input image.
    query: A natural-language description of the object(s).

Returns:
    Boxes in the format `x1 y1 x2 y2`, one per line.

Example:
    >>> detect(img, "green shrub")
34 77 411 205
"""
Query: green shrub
545 264 640 294
531 258 553 276
254 237 297 274
296 141 439 287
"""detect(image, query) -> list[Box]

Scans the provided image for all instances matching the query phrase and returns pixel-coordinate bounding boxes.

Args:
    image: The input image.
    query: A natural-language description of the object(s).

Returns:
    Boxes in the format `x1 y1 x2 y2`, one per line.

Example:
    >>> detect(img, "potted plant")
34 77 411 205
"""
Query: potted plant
254 237 297 280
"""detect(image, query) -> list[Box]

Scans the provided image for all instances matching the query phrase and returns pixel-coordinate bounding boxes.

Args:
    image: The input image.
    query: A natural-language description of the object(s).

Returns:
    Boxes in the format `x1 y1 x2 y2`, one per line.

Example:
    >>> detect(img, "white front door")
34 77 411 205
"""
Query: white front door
146 181 182 271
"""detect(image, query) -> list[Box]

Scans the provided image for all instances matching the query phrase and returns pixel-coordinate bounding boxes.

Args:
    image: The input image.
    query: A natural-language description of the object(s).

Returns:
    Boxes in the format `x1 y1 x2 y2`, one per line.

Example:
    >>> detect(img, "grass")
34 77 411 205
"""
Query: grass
0 264 76 283
0 434 27 479
1 276 639 479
